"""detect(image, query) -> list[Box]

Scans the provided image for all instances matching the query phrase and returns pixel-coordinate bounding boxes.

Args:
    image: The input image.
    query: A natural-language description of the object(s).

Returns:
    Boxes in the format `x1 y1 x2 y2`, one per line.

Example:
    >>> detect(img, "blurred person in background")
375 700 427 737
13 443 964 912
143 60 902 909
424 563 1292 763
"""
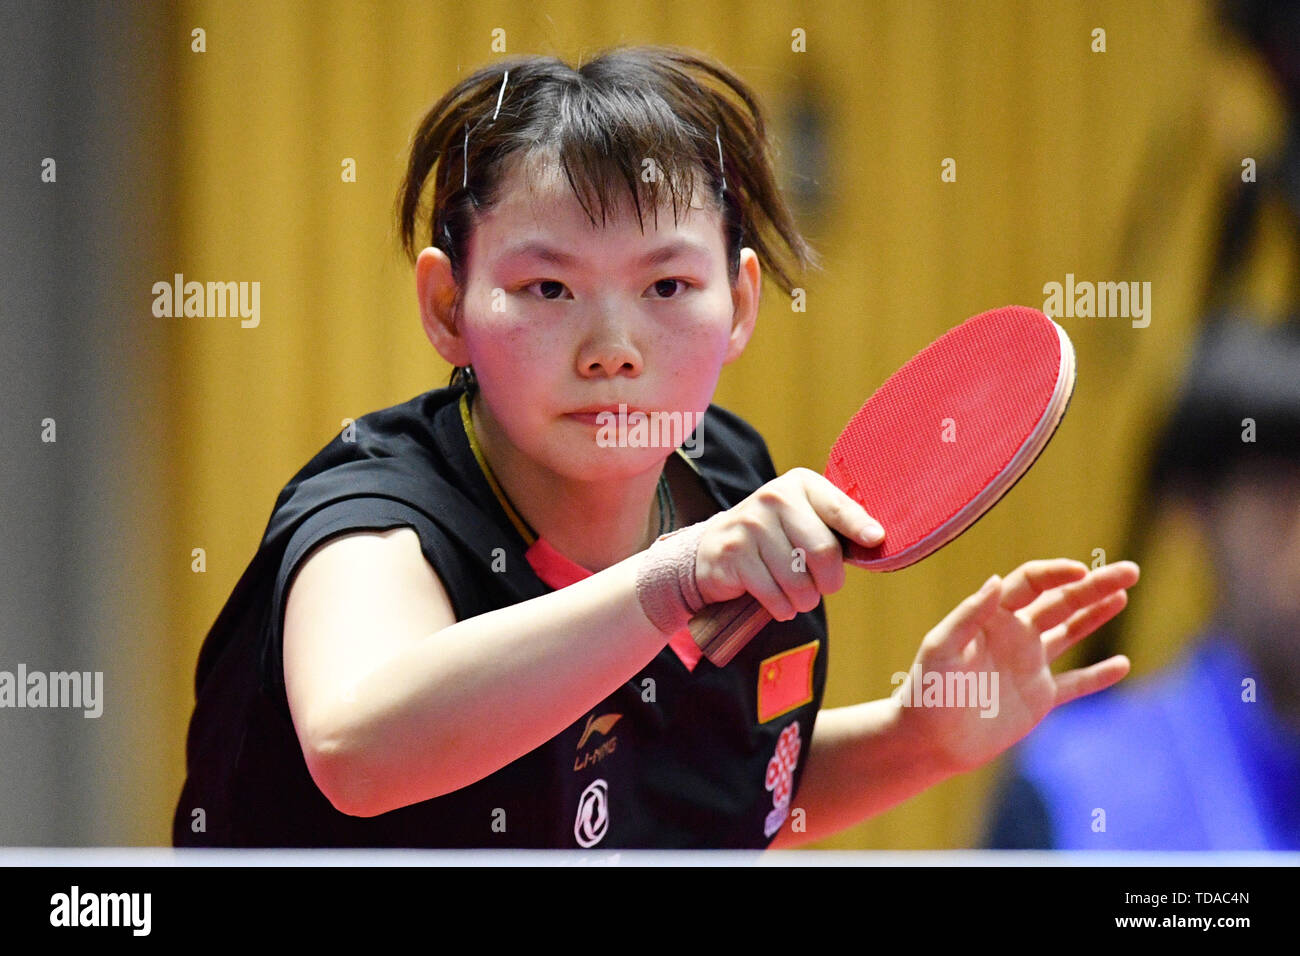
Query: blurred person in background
983 0 1300 853
984 316 1300 849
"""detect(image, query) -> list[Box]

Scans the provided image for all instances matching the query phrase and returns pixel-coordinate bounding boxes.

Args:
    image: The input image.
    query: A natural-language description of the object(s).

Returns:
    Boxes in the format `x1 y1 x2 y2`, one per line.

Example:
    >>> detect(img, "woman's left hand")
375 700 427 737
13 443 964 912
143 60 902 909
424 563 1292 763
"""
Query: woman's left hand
893 558 1140 776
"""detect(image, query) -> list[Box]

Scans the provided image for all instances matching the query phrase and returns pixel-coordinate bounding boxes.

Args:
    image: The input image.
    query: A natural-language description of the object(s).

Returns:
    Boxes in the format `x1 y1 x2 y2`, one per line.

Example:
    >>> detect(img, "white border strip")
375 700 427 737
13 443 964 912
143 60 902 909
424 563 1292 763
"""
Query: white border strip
0 847 1293 867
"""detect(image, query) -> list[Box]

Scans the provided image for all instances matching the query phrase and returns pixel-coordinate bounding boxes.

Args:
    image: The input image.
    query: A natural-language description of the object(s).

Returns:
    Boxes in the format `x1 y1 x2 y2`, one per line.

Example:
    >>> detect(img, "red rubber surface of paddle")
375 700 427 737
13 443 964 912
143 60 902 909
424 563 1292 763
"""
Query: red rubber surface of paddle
828 305 1062 567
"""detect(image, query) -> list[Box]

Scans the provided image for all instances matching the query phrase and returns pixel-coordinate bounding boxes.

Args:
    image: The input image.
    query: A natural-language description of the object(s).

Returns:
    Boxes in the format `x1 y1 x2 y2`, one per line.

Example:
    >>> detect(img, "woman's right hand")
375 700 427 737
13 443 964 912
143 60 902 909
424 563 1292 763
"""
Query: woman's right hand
692 467 886 619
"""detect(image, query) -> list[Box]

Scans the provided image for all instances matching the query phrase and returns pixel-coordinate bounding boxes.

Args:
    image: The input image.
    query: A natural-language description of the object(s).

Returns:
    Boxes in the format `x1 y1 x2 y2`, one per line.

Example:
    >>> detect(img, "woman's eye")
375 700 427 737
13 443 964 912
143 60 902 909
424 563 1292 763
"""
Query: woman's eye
522 279 688 300
647 278 688 299
525 280 571 300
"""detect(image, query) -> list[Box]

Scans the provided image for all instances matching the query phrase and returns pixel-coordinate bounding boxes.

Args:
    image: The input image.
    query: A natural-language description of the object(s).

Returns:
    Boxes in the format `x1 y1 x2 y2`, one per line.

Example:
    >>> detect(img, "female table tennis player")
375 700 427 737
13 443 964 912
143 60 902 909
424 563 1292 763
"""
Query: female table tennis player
174 45 1139 849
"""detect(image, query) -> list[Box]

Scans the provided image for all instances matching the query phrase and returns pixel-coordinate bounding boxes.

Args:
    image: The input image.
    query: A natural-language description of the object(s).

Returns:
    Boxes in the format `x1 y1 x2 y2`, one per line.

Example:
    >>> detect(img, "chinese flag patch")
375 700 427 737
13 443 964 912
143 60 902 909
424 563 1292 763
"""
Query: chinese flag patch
757 640 820 723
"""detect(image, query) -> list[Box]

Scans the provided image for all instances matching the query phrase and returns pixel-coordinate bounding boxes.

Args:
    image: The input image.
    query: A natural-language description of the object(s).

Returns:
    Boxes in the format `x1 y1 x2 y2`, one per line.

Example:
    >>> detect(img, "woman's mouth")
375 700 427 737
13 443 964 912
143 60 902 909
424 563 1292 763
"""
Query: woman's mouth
565 405 650 426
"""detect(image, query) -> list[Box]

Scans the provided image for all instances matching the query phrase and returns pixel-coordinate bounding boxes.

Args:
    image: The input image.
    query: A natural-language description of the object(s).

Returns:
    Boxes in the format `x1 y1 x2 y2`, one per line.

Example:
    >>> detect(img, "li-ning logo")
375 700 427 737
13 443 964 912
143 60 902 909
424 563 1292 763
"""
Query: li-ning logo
574 778 610 848
763 721 801 838
574 712 621 772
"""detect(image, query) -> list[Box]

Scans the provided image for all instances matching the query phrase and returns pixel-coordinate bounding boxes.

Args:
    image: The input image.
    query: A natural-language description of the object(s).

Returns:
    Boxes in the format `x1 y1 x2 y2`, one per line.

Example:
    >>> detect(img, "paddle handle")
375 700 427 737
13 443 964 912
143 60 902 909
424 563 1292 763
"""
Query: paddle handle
687 595 773 667
687 531 858 667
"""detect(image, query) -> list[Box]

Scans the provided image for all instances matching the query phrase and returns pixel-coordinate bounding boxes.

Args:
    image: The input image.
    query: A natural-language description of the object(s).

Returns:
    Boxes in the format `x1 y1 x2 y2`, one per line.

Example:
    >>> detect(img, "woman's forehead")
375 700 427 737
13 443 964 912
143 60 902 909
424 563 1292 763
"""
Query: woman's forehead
476 154 721 249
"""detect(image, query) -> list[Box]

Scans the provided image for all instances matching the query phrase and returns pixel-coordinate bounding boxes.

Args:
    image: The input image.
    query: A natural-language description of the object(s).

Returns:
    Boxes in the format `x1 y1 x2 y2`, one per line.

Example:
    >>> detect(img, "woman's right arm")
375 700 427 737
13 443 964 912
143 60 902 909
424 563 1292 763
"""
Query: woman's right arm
282 524 672 817
282 468 884 818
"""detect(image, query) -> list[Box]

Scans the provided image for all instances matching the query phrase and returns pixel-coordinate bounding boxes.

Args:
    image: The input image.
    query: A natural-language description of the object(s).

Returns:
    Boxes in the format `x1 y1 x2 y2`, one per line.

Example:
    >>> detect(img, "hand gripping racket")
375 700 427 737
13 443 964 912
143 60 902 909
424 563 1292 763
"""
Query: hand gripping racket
689 305 1076 667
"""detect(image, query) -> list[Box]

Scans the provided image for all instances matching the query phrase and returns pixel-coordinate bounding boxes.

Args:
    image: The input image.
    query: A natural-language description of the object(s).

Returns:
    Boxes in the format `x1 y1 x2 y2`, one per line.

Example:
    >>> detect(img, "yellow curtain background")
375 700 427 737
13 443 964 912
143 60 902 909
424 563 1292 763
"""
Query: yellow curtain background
152 0 1293 847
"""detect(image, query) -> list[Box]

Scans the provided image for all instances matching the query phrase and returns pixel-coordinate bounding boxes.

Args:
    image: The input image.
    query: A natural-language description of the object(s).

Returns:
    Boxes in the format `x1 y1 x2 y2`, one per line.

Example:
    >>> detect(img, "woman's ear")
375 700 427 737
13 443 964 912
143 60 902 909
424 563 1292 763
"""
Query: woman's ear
723 247 761 365
416 246 471 366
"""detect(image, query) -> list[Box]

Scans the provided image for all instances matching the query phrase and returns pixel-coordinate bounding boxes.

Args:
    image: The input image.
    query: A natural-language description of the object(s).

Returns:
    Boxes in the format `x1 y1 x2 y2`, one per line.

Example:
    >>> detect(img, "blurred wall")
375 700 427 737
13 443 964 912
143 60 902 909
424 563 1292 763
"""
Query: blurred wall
0 0 175 844
2 0 1291 847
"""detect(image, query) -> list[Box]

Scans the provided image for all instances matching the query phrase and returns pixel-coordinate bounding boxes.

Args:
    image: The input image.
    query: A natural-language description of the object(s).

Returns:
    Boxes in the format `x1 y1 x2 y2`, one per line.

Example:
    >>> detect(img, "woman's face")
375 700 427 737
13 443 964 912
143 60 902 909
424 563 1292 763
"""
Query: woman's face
451 155 757 481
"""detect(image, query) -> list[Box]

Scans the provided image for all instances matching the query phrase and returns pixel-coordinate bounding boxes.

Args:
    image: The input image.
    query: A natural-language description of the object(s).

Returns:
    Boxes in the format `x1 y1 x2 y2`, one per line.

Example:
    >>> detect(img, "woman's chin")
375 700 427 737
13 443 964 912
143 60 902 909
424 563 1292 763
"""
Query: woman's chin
546 443 669 481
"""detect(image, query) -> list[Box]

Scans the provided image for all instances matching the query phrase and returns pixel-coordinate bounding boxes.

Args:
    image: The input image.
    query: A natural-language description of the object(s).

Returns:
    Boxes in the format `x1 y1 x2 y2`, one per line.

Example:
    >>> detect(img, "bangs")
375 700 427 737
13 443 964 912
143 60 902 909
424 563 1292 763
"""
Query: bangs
398 46 820 298
477 81 722 236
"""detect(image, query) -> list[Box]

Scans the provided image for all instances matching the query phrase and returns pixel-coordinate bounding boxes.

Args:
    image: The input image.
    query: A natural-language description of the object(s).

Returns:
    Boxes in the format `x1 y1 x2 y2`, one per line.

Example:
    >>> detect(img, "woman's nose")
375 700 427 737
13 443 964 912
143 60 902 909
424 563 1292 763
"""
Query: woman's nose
581 349 640 377
577 311 642 378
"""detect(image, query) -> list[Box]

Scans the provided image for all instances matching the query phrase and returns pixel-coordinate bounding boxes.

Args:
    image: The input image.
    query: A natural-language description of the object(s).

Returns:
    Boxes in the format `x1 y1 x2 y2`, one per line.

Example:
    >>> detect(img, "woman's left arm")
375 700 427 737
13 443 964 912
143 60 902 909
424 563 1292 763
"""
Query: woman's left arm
767 698 953 849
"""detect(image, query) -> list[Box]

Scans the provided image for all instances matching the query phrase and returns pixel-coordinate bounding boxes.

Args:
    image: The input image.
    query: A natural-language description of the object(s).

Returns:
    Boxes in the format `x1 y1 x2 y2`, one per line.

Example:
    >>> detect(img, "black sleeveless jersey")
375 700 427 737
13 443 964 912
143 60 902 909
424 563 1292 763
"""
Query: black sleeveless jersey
173 383 828 848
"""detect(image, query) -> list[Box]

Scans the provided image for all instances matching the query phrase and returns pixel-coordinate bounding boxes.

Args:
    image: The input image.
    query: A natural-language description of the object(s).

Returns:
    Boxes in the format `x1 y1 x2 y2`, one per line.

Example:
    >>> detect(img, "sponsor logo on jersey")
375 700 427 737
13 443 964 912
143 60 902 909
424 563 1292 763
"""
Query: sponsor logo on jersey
574 778 610 848
574 712 621 772
763 721 802 838
757 640 819 723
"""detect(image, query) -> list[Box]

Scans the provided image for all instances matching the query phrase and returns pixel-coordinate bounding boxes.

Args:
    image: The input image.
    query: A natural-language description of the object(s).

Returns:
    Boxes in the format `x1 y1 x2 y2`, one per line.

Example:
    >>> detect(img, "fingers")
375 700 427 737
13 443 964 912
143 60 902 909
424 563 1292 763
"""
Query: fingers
924 573 1004 658
1053 654 1131 708
797 469 885 548
996 559 1089 614
726 518 801 620
1042 589 1129 663
776 497 848 602
754 488 850 621
922 557 1139 663
722 469 878 621
1018 561 1140 634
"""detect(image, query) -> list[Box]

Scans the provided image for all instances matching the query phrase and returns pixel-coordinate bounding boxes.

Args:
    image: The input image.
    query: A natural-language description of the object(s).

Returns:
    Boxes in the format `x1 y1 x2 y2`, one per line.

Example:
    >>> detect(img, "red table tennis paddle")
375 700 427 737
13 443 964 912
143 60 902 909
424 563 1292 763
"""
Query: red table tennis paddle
689 304 1076 666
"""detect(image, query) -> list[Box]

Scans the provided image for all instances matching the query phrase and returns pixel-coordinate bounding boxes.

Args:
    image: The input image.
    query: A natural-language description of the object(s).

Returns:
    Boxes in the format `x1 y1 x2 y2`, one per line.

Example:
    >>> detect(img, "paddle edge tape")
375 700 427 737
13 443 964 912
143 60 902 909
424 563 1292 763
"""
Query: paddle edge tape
847 318 1077 571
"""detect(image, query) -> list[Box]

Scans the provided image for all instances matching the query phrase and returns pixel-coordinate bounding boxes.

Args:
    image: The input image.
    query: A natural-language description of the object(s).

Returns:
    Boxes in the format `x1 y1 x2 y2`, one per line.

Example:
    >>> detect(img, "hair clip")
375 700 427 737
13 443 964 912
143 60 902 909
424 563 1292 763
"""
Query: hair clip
492 70 509 120
715 125 727 193
463 71 509 192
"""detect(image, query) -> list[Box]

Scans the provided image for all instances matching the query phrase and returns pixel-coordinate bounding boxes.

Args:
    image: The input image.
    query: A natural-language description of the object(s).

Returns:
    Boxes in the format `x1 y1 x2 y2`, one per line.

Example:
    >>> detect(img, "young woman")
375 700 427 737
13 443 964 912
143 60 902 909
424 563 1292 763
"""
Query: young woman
174 45 1139 849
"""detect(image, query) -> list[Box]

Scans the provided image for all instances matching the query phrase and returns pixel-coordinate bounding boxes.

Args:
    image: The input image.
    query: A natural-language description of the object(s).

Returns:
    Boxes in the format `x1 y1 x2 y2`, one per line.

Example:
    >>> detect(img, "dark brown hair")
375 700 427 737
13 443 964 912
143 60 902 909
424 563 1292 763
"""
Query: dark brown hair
394 44 822 388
